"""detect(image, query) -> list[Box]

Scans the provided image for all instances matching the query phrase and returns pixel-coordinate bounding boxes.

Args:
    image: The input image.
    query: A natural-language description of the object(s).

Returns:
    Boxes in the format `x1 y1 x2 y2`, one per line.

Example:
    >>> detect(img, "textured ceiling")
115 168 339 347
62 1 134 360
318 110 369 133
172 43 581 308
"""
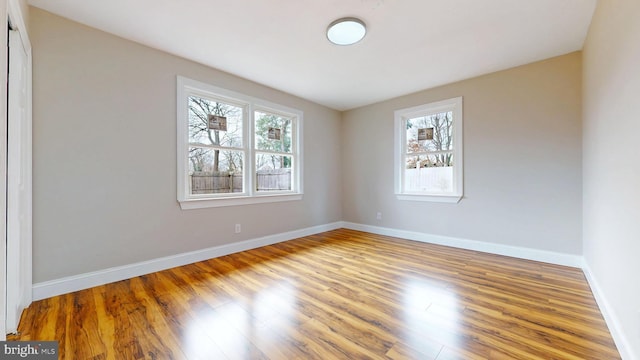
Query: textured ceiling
28 0 596 111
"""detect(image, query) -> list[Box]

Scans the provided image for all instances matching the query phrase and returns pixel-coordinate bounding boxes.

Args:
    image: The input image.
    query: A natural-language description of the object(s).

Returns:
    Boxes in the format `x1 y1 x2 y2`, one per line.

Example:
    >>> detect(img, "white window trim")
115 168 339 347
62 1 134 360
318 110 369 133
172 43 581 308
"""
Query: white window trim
394 96 463 203
177 76 303 209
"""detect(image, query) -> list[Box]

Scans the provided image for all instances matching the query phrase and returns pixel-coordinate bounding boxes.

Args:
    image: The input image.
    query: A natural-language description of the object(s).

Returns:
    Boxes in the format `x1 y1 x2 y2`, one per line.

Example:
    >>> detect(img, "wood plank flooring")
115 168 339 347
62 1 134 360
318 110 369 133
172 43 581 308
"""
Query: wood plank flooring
9 229 620 359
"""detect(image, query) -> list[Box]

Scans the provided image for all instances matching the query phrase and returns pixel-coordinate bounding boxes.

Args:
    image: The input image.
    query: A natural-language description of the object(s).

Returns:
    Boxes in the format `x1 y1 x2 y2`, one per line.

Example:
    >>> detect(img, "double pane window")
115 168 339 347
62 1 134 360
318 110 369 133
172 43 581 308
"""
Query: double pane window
177 77 302 209
394 97 463 203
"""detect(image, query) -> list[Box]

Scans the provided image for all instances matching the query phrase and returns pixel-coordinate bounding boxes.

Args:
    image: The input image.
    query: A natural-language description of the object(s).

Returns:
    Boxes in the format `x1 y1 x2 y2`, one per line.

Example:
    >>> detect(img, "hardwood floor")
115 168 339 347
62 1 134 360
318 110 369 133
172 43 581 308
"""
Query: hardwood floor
10 229 620 359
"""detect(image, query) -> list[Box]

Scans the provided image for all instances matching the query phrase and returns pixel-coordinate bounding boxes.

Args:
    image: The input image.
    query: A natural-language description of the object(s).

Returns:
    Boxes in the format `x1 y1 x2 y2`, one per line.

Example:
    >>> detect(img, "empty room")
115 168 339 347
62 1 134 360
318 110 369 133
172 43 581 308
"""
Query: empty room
1 0 639 359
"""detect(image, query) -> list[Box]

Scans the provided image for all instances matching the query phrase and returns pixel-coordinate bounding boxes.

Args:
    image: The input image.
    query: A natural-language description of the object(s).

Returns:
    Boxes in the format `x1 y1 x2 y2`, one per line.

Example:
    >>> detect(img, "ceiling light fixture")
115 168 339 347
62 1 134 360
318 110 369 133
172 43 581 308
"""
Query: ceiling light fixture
327 17 366 46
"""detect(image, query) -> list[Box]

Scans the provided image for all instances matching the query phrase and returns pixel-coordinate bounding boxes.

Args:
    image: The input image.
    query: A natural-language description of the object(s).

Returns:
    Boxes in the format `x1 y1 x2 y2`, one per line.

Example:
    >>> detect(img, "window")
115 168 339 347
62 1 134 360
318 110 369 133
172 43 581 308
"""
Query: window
177 76 302 209
394 96 463 203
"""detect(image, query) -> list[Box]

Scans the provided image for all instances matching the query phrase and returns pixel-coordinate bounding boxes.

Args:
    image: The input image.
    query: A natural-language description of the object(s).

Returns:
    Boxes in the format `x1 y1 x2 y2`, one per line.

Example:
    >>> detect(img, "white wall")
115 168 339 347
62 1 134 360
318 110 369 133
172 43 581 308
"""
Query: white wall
0 0 9 341
30 8 342 283
583 0 640 358
342 53 583 255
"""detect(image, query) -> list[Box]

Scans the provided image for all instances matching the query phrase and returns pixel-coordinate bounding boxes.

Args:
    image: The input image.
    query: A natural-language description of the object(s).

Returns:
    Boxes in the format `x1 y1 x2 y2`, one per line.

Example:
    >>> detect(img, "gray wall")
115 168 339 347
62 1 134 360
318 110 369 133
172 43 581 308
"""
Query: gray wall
583 0 640 357
30 8 343 282
341 53 583 254
32 8 584 279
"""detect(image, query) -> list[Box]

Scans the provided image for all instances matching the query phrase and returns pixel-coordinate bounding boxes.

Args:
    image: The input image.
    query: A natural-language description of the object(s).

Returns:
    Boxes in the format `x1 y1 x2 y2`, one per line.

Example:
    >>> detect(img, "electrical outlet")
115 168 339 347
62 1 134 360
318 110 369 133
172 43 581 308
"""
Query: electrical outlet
235 223 241 233
376 212 382 220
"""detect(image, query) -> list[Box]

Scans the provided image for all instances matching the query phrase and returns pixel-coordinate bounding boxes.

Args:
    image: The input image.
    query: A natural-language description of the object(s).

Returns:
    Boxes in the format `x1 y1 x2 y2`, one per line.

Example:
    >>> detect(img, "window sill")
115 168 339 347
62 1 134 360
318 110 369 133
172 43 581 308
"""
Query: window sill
396 193 462 203
179 193 303 210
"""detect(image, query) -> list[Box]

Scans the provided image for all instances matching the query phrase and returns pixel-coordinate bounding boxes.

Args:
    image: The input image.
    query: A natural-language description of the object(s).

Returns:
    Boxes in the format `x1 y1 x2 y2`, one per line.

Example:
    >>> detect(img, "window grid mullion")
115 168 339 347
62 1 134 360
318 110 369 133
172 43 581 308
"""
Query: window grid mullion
255 150 292 157
246 104 254 196
404 150 454 156
189 143 245 152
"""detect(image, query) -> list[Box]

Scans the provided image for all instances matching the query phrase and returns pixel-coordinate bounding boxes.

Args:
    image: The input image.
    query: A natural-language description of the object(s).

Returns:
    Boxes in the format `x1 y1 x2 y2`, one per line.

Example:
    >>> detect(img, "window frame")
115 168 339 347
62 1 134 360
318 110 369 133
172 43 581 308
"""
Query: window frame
253 106 298 194
177 76 303 209
394 96 463 203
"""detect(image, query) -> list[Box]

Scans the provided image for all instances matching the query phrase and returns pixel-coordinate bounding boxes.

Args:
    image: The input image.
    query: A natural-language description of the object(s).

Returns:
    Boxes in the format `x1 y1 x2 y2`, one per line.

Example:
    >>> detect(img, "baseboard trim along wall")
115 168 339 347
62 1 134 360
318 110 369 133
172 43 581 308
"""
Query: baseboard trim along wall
35 221 585 302
32 222 343 301
34 221 584 301
341 222 583 268
582 261 636 360
33 221 630 358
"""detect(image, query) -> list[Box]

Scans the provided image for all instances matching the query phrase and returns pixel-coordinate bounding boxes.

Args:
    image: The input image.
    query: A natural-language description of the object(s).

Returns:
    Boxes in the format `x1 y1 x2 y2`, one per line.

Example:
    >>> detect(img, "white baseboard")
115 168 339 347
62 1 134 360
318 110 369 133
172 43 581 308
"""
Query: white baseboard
341 222 583 267
582 261 637 360
32 221 632 359
32 221 581 298
32 222 343 301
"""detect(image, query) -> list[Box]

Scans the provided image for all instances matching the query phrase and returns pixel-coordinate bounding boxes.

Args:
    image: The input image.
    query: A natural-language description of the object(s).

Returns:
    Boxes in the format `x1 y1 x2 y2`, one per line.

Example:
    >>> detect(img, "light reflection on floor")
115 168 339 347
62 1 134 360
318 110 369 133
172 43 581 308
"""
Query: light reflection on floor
183 280 298 358
402 278 461 355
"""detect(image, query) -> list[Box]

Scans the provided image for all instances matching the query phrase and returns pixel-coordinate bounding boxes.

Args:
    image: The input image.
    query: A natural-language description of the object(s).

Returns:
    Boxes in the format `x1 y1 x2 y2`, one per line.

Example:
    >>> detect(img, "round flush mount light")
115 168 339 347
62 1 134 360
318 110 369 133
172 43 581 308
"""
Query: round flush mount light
327 17 367 46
